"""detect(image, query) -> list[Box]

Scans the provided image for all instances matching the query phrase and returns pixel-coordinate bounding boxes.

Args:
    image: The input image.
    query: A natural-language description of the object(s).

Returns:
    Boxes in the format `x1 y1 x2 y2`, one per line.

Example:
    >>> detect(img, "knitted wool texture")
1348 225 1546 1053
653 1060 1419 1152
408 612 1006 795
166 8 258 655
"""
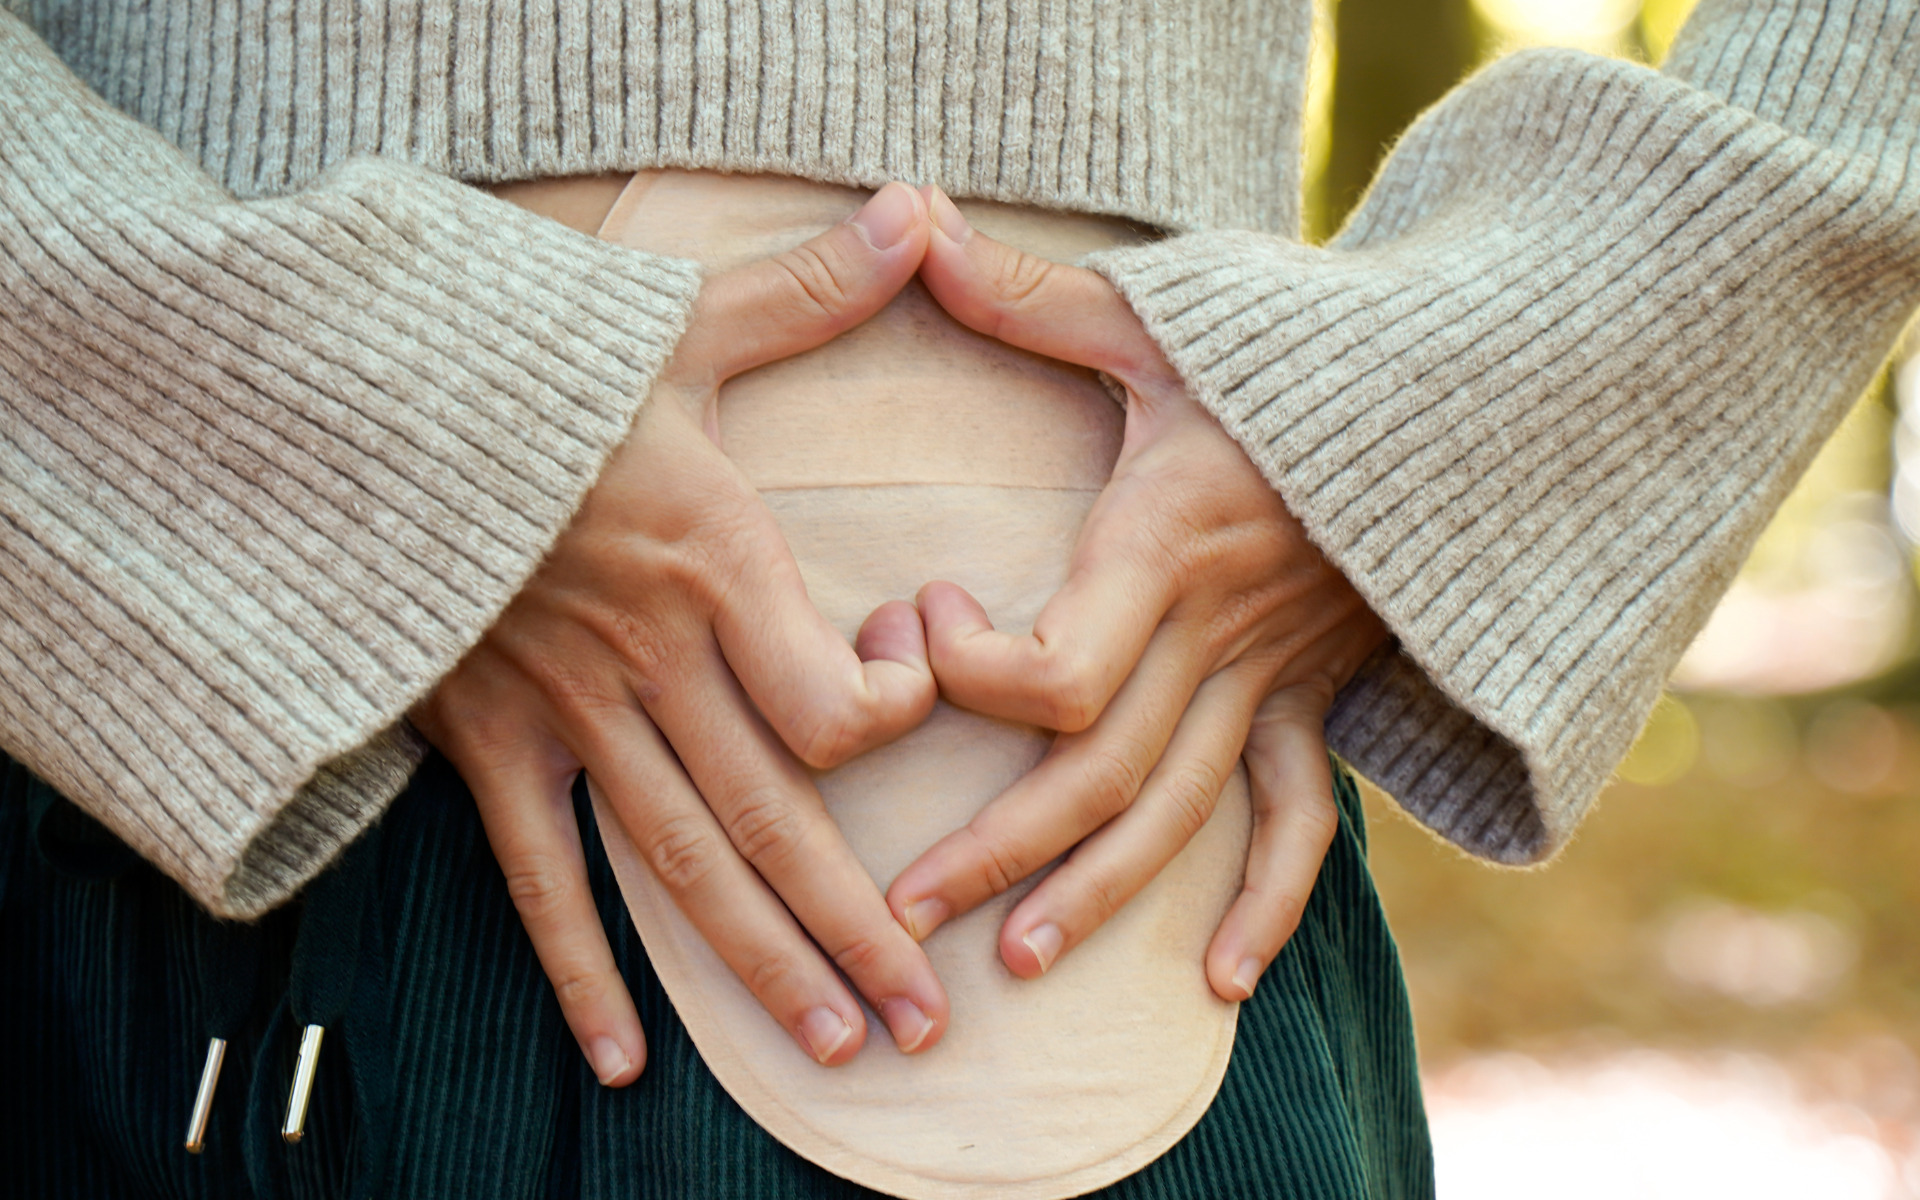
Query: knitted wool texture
0 0 1916 914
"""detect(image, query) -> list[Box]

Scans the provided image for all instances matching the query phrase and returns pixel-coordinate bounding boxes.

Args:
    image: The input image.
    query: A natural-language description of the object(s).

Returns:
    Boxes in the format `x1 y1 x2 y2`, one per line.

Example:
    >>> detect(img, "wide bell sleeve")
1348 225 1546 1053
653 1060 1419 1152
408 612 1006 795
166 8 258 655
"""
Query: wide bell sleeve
0 10 704 916
1091 0 1920 863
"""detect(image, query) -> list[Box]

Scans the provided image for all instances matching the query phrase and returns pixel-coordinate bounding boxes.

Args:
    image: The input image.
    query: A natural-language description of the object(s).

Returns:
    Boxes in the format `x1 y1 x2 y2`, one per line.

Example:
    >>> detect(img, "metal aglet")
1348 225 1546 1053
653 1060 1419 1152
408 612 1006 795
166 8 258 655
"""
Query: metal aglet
183 1037 227 1154
281 1024 325 1144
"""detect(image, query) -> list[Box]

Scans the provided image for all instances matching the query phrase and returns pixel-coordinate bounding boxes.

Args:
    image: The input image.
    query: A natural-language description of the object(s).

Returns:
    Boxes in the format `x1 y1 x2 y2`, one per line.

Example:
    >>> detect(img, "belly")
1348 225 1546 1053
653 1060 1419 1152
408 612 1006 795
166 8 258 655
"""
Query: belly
559 170 1252 1200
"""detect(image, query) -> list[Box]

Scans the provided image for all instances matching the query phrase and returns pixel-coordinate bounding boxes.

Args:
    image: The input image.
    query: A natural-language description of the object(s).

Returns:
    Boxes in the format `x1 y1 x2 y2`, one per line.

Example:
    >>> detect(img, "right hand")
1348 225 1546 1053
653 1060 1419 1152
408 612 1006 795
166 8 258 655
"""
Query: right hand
886 196 1387 1004
412 183 950 1085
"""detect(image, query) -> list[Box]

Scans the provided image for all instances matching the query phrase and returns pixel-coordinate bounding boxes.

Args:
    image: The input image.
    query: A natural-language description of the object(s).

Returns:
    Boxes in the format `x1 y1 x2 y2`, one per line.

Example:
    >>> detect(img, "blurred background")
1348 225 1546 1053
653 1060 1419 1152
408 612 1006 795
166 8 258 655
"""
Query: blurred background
1311 1 1920 1196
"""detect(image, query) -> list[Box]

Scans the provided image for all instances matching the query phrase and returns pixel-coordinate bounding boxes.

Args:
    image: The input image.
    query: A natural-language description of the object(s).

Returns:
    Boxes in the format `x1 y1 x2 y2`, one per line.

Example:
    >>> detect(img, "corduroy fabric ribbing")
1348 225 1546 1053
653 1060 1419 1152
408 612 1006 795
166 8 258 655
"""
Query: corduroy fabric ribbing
0 754 1432 1199
0 11 705 917
1091 0 1920 864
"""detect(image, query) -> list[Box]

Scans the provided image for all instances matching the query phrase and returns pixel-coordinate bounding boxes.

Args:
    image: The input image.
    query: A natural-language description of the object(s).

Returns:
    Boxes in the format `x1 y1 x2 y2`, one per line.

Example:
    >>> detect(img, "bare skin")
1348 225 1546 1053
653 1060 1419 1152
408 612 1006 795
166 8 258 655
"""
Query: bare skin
414 183 952 1085
885 189 1390 1004
421 178 1388 1085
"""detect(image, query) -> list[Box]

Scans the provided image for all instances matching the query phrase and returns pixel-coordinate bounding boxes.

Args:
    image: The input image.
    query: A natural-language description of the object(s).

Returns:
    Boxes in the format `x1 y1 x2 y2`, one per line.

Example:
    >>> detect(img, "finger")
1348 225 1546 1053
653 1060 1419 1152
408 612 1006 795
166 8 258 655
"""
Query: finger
917 186 1176 392
639 649 951 1055
711 515 937 768
995 664 1267 978
887 629 1206 941
573 711 885 1065
917 508 1174 732
1203 685 1341 1003
458 716 648 1086
674 181 931 383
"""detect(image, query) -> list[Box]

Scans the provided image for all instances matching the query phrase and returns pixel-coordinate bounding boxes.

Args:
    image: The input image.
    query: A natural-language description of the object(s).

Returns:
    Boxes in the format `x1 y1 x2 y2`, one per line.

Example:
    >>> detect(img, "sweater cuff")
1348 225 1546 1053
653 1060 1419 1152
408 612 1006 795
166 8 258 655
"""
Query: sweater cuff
1089 48 1920 864
2 129 702 914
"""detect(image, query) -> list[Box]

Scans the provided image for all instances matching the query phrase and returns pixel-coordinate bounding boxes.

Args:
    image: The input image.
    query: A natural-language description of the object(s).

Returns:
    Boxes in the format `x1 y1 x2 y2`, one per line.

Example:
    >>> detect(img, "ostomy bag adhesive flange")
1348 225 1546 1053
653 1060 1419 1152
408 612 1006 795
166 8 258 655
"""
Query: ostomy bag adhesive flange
590 172 1250 1200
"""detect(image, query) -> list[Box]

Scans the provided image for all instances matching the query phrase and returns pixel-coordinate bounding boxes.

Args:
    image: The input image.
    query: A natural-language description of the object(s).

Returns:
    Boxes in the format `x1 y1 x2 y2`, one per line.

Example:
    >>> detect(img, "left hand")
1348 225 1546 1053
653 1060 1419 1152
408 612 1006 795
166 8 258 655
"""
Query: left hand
884 189 1390 1002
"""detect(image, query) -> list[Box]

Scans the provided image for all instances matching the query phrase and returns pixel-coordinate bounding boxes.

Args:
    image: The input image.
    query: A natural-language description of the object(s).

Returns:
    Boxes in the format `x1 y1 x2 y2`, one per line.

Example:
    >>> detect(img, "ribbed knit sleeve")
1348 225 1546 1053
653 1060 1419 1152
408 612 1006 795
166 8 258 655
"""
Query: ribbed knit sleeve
0 10 704 917
1090 0 1920 864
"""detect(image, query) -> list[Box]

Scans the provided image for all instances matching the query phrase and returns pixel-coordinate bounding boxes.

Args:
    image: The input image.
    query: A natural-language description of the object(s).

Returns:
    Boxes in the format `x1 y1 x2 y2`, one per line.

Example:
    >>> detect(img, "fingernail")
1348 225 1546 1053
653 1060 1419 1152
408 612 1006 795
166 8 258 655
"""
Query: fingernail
850 182 919 250
1231 957 1264 999
1022 922 1064 974
588 1035 632 1085
798 1007 855 1064
879 998 936 1053
928 187 972 244
902 898 951 941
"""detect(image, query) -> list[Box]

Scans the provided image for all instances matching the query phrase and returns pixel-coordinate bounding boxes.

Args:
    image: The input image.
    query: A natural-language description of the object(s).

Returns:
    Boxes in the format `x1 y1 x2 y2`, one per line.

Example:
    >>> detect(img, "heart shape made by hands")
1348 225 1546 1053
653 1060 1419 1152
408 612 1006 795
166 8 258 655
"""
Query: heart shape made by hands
590 169 1252 1200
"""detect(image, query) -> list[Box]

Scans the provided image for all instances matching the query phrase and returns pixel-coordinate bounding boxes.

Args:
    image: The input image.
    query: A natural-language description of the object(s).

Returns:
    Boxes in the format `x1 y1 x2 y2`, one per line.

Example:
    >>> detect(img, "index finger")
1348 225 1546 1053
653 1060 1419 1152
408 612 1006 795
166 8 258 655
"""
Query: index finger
708 510 937 769
575 715 873 1066
918 489 1178 732
638 639 952 1057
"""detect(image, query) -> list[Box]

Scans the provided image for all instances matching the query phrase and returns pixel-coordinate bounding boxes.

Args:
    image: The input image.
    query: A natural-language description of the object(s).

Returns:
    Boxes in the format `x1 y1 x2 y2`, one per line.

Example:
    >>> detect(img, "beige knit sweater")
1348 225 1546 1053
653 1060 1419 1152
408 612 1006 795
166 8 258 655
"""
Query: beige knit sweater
1 0 1915 918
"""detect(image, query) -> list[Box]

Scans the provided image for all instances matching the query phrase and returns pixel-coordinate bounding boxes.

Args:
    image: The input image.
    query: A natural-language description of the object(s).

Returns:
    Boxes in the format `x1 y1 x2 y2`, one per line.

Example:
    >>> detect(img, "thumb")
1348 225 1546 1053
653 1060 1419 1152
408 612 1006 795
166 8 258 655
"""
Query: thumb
674 181 930 382
916 186 1173 392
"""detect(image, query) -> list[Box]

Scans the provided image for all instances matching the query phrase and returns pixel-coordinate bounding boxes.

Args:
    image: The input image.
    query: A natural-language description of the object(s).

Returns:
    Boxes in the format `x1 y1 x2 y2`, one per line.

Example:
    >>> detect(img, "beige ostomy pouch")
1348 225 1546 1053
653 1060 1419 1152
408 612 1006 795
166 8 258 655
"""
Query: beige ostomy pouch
589 171 1253 1200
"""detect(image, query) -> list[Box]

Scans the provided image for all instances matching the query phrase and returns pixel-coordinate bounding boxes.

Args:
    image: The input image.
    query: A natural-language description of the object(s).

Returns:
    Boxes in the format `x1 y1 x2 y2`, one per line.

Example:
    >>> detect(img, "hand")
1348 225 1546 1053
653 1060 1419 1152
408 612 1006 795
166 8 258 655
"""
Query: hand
885 190 1389 1002
413 183 950 1085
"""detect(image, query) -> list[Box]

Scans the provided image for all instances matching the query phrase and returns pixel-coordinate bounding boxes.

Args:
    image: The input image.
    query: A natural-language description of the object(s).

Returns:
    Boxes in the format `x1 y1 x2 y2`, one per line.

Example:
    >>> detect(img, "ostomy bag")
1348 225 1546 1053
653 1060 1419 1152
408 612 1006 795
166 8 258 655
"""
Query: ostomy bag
590 172 1251 1200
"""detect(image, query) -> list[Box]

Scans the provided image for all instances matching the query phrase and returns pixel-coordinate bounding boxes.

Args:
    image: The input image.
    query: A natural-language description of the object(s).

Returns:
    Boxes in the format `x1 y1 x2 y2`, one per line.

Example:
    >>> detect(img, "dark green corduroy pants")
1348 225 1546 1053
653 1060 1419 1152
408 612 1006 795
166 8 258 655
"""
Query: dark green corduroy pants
0 751 1433 1199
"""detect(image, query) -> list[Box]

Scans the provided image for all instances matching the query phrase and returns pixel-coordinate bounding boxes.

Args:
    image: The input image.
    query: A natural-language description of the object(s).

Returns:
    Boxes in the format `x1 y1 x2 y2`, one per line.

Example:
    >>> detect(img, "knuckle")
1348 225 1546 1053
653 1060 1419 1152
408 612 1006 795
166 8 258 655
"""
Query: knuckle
773 243 852 319
1160 761 1225 841
744 950 802 1002
535 659 628 724
997 253 1055 310
647 510 759 610
1206 586 1272 643
642 814 722 894
439 703 530 765
791 694 875 769
1293 794 1341 848
1039 651 1106 732
960 829 1026 898
647 541 709 599
503 856 579 925
1076 742 1152 824
596 608 675 683
1296 672 1341 713
830 933 888 980
1252 679 1335 739
1080 868 1130 927
550 967 610 1013
980 835 1029 897
722 787 809 870
1243 879 1313 930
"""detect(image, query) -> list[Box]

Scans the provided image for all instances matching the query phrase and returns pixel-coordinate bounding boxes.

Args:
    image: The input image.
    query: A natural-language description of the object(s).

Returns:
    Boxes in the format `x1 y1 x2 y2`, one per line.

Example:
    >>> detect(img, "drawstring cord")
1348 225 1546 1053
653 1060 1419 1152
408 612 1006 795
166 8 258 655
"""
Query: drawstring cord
26 774 138 880
184 916 263 1152
244 822 397 1200
8 774 396 1194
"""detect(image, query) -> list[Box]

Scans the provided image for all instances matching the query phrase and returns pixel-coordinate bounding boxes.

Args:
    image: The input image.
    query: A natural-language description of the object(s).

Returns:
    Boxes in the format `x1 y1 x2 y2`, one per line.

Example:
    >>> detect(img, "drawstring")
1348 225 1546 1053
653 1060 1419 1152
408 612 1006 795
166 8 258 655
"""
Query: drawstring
15 779 269 1158
184 917 263 1152
27 775 138 880
14 772 399 1193
245 823 397 1200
